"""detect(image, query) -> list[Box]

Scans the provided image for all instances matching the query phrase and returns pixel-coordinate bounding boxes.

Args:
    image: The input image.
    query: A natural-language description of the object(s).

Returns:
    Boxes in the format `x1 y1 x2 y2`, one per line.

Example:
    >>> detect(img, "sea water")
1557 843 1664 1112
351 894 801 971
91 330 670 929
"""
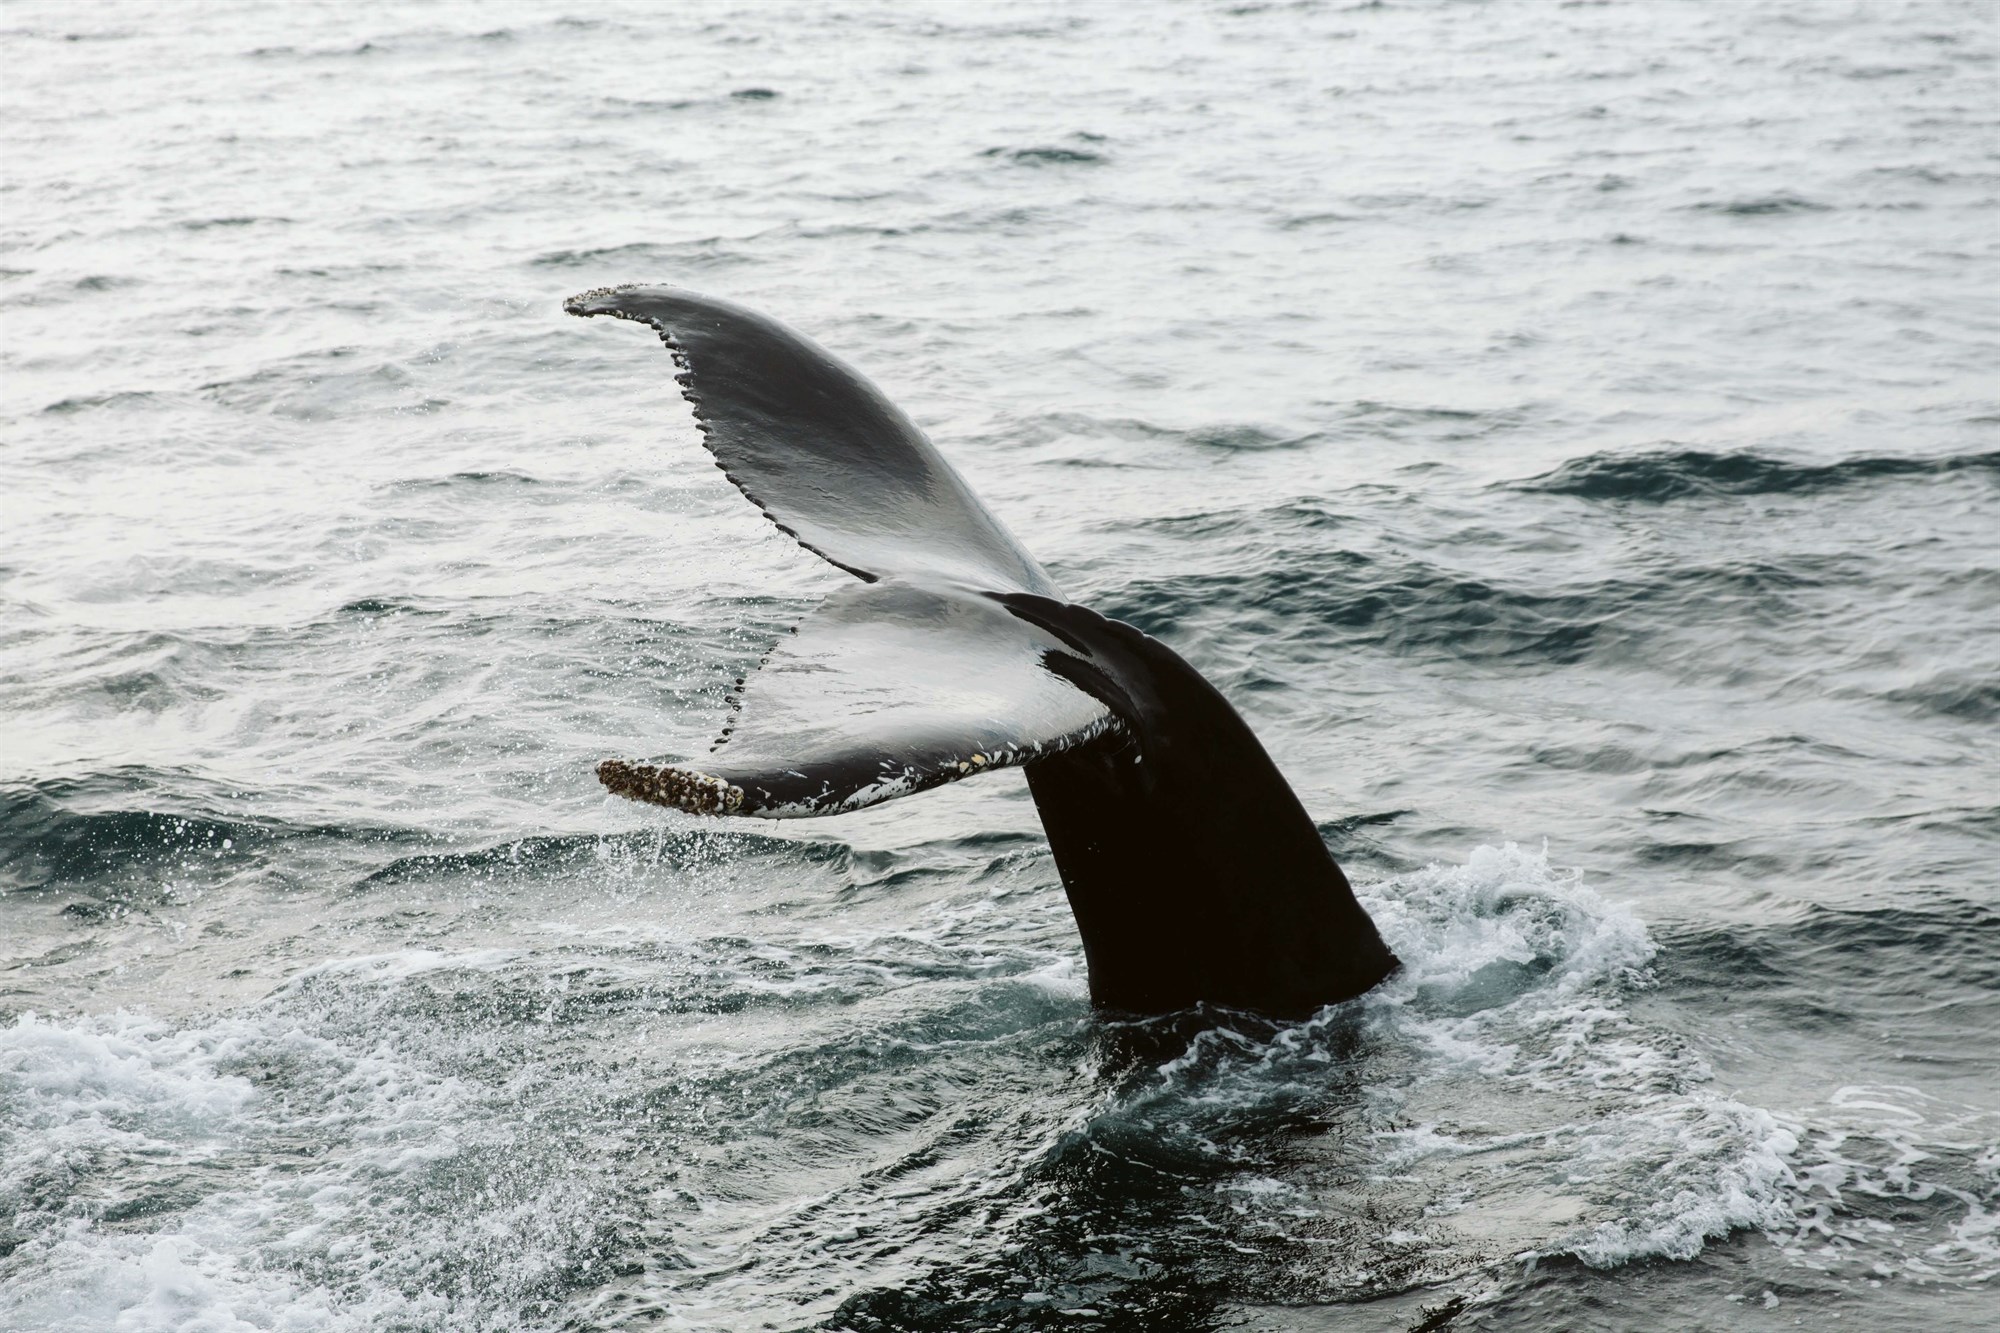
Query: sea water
2 2 1995 1329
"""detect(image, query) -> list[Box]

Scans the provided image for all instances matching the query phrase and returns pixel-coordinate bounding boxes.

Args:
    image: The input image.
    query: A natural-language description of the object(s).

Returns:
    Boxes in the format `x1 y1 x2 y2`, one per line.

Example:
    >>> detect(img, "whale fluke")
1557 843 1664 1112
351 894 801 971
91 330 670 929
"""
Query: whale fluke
569 285 1398 1017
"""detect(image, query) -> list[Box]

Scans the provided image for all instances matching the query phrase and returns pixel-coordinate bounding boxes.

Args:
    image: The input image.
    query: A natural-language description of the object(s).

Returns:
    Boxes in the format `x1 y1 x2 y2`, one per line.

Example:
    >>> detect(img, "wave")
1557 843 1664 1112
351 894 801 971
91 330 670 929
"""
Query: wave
0 775 268 893
1096 553 1620 666
1003 403 1519 458
980 144 1106 166
830 844 1805 1324
1093 538 1862 671
5 840 1982 1327
1881 670 2000 723
1516 446 2000 503
1688 194 1832 216
1661 900 2000 1024
528 237 754 271
0 773 407 896
353 825 832 891
1361 846 1805 1274
38 390 164 415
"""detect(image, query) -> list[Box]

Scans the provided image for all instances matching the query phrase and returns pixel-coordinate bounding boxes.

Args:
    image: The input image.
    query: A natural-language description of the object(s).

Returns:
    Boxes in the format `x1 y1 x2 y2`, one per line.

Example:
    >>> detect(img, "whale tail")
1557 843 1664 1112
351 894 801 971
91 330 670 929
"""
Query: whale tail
567 286 1397 1016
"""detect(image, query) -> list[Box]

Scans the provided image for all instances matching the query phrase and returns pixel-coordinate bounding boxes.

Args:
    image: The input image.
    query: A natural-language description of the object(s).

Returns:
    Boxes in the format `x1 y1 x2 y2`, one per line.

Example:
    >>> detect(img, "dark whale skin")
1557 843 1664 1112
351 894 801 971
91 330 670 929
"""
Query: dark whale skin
1003 594 1398 1017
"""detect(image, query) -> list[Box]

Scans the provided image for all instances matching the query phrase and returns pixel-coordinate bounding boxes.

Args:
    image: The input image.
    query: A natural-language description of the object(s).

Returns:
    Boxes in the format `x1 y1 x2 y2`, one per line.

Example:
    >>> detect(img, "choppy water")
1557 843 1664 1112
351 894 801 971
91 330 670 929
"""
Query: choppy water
2 1 1996 1329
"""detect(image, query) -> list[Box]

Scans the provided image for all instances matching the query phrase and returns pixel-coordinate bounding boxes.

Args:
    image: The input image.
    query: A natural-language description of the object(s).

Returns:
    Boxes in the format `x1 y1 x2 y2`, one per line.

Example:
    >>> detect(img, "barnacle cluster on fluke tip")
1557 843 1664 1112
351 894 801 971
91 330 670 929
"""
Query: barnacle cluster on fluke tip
596 759 744 815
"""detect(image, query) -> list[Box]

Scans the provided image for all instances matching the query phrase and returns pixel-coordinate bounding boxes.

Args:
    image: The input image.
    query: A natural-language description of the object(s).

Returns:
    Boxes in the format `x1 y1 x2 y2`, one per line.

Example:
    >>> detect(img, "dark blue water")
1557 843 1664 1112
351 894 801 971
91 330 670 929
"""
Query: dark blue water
2 2 1995 1329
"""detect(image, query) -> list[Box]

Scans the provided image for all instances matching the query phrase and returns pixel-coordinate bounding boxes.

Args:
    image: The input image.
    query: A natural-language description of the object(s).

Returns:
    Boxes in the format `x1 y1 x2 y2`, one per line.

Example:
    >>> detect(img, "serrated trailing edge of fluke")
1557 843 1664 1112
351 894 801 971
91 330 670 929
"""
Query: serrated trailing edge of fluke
562 286 874 583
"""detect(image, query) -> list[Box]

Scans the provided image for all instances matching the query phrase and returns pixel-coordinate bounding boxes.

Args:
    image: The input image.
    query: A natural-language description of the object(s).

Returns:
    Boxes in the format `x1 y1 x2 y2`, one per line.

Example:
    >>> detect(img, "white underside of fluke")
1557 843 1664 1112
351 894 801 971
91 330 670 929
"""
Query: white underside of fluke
600 579 1118 817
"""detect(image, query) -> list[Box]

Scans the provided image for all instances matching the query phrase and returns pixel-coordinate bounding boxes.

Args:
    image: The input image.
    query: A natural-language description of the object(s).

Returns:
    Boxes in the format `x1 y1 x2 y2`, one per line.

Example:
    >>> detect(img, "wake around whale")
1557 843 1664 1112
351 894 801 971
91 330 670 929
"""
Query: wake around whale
567 286 1398 1017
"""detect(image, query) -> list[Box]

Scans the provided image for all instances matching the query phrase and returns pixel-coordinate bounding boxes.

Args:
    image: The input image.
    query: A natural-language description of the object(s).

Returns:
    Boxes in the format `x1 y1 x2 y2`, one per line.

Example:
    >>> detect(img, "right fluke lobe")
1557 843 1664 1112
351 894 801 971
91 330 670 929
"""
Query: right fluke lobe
565 285 1056 595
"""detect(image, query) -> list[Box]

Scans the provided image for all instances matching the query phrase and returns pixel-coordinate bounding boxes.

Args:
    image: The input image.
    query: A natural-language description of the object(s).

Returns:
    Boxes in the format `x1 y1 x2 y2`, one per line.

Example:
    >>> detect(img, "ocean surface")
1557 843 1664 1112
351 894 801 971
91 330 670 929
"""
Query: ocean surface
2 1 1996 1329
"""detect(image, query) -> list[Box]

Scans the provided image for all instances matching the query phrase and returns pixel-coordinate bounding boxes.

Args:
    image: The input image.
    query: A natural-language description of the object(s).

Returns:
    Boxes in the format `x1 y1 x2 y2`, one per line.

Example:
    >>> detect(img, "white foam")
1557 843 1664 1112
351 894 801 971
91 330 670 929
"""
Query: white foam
3 1010 256 1131
1 1012 335 1331
1343 845 1808 1271
7 848 1989 1324
6 1230 343 1333
1557 1101 1801 1267
1770 1083 2000 1284
276 947 528 987
1363 841 1656 1005
0 960 619 1332
1345 846 2000 1287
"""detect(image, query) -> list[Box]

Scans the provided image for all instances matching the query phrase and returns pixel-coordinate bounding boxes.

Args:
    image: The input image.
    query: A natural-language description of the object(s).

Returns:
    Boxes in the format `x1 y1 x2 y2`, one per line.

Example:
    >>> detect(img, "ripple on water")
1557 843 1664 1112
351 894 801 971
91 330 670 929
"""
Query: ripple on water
1516 446 2000 504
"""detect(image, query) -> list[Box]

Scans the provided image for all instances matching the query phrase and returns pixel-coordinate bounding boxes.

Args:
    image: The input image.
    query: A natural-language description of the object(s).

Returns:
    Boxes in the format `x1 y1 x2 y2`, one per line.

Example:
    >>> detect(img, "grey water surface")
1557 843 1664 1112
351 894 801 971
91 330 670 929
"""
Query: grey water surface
2 2 1996 1330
